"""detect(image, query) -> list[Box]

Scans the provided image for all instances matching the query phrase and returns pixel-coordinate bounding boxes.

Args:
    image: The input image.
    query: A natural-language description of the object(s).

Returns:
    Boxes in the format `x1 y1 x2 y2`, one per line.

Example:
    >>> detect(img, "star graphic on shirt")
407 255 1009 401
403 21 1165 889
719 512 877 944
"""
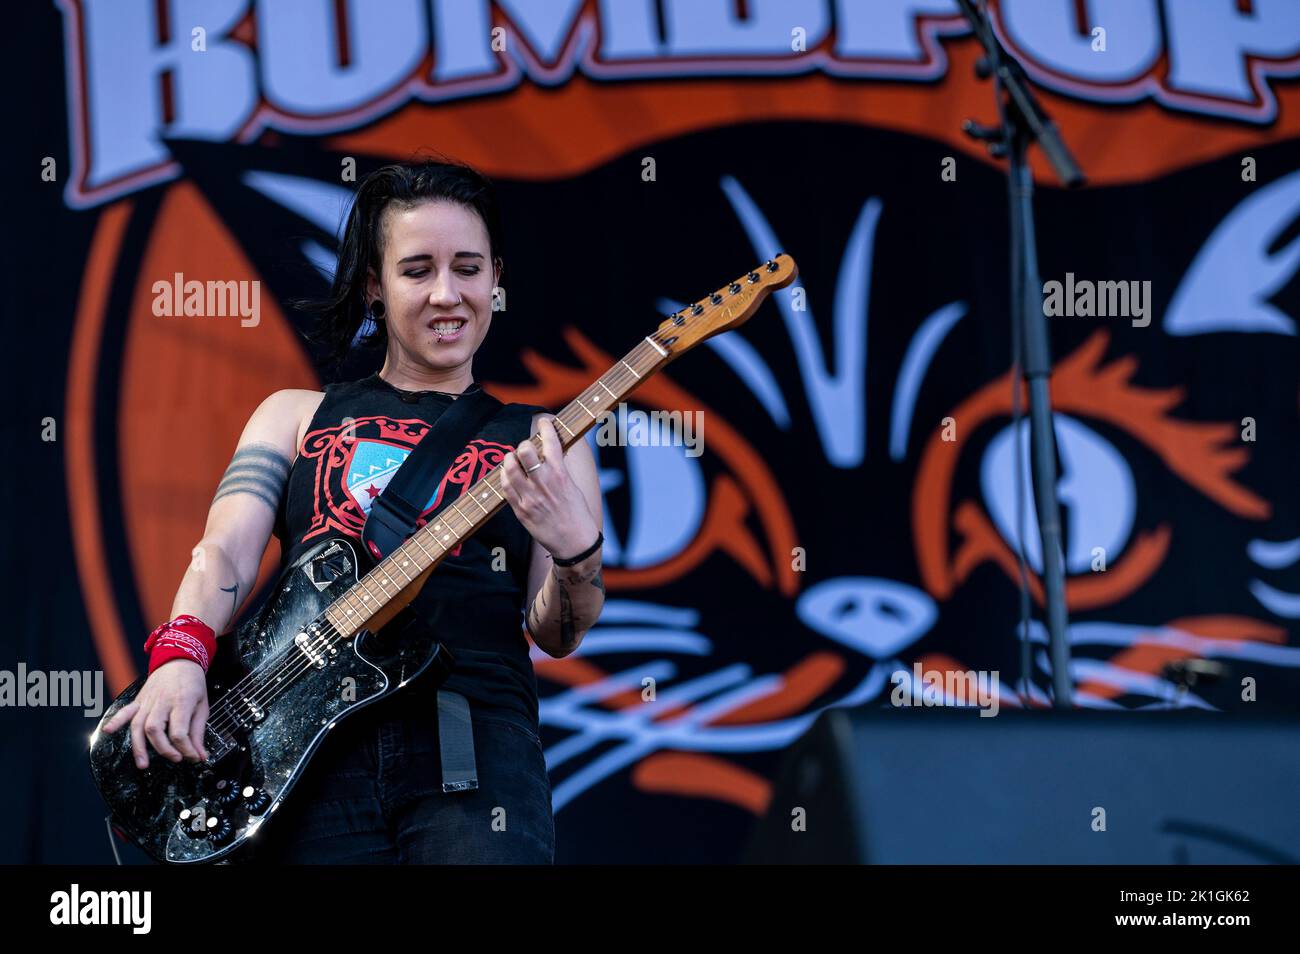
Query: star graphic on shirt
364 484 382 499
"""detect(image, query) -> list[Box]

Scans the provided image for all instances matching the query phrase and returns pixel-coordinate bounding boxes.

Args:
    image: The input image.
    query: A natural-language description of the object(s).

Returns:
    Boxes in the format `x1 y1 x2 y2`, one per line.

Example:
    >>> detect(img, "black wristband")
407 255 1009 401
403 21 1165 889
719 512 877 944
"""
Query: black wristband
552 531 604 567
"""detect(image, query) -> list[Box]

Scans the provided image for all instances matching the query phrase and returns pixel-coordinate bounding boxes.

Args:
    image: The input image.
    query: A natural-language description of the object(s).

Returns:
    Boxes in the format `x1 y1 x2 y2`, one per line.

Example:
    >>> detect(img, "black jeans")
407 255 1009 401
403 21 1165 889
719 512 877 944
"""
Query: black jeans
245 691 554 864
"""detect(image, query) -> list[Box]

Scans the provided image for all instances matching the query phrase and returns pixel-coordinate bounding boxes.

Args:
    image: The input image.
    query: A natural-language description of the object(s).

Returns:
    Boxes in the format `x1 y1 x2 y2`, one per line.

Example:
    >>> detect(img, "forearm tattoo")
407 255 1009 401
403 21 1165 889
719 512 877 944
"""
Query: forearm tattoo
556 569 578 651
212 442 290 512
555 560 603 588
221 582 239 618
528 559 605 651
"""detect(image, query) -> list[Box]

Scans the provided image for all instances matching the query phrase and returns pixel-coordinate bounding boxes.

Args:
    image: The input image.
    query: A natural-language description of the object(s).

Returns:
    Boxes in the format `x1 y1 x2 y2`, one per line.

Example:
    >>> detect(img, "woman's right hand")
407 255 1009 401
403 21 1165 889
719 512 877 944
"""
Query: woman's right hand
102 660 210 769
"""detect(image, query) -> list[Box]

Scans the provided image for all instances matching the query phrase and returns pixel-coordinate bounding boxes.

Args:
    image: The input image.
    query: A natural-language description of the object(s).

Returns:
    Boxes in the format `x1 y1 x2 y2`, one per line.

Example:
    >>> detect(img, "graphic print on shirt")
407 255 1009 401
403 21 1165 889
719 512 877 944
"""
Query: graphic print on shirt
297 414 514 553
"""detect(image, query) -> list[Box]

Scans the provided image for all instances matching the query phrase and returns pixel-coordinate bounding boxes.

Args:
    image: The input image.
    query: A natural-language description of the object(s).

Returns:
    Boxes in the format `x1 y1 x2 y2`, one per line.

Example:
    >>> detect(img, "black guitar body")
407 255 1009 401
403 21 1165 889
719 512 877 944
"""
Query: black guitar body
88 536 452 864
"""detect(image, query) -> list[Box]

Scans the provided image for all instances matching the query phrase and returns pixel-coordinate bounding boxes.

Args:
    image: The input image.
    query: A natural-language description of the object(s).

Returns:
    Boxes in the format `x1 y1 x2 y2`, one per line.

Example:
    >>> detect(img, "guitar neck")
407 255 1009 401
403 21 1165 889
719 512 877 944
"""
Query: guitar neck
322 333 673 638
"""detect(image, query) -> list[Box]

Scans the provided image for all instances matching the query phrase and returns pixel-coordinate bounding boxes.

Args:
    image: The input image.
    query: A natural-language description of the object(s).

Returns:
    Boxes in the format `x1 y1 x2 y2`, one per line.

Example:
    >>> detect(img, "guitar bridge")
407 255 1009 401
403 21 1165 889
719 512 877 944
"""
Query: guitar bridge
294 630 333 668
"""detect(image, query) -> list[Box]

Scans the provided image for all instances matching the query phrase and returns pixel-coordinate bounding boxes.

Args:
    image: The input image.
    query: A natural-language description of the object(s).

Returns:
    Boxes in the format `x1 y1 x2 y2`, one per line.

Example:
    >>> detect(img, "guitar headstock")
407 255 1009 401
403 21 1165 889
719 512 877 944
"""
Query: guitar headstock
650 254 798 355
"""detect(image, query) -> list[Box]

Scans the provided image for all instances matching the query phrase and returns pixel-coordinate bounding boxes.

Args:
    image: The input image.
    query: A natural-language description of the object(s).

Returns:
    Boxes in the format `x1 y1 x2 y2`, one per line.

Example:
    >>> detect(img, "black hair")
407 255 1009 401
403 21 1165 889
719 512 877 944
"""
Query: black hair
297 157 503 370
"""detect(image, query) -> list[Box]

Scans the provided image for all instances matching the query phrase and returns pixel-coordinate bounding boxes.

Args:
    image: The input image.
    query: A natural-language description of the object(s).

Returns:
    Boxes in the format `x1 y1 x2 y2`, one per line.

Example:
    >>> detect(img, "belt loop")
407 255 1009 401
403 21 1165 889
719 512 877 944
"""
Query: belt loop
437 689 478 792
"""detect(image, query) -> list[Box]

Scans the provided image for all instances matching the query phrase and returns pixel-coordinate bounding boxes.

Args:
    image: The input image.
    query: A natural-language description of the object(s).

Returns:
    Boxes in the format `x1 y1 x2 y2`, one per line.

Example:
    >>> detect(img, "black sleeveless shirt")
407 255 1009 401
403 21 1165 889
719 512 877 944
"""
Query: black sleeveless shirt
272 372 549 726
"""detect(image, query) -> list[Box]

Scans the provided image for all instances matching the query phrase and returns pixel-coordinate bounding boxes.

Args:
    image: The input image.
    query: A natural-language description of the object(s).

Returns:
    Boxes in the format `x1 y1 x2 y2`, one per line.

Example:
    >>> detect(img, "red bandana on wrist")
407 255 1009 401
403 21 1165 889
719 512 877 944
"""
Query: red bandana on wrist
142 614 218 675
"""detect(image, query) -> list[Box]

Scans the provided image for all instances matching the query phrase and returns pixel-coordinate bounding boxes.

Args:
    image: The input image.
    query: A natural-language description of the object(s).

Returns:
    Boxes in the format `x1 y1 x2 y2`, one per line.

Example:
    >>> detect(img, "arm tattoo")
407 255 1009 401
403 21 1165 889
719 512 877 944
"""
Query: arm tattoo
221 582 239 618
557 562 602 587
212 442 290 512
529 557 605 651
553 566 579 651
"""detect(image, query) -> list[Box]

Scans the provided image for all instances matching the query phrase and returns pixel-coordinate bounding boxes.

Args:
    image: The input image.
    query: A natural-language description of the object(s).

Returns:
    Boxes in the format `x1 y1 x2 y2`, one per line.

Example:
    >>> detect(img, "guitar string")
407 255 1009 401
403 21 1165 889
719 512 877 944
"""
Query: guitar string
200 351 660 744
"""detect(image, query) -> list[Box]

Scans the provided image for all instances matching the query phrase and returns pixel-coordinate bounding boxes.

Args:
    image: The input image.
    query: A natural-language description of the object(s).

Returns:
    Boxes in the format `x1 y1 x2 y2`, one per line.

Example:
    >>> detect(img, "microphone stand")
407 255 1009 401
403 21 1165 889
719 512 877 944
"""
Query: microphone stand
955 0 1085 708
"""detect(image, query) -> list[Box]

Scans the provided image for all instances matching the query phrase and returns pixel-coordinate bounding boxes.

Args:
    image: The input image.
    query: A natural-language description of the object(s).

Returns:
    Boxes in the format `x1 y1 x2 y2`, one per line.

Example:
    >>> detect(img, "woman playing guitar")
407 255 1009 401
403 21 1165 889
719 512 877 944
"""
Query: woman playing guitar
101 159 606 864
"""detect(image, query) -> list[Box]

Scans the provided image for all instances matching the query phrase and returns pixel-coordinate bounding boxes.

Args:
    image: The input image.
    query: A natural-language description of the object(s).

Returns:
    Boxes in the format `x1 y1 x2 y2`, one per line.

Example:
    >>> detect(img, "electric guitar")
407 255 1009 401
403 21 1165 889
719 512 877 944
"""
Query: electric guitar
89 255 799 863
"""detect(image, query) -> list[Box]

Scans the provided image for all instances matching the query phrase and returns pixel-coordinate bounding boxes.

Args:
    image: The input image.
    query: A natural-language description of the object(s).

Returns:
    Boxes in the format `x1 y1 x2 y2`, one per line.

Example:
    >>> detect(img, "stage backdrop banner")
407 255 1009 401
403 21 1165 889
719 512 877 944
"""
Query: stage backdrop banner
5 0 1300 863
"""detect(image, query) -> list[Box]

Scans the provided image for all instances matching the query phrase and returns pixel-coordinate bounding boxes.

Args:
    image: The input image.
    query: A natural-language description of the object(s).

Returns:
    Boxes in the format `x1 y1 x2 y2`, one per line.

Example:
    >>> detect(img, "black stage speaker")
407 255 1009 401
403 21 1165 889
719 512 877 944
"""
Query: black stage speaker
743 708 1300 864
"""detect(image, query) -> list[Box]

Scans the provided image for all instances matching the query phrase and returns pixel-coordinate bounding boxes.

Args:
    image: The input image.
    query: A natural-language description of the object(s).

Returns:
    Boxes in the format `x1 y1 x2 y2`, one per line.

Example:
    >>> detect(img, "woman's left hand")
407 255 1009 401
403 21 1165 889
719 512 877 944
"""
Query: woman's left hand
500 417 600 560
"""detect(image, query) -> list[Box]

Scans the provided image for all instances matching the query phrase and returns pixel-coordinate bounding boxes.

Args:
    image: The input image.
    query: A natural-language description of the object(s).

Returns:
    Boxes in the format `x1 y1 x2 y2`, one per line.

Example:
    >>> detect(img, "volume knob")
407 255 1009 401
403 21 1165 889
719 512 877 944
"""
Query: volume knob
215 780 242 807
208 815 236 846
243 786 273 815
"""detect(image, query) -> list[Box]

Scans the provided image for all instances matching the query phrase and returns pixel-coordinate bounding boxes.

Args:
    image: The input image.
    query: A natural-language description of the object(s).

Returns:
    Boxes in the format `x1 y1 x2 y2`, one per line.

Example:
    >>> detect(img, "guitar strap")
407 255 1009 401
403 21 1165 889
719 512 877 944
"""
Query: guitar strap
362 382 505 794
